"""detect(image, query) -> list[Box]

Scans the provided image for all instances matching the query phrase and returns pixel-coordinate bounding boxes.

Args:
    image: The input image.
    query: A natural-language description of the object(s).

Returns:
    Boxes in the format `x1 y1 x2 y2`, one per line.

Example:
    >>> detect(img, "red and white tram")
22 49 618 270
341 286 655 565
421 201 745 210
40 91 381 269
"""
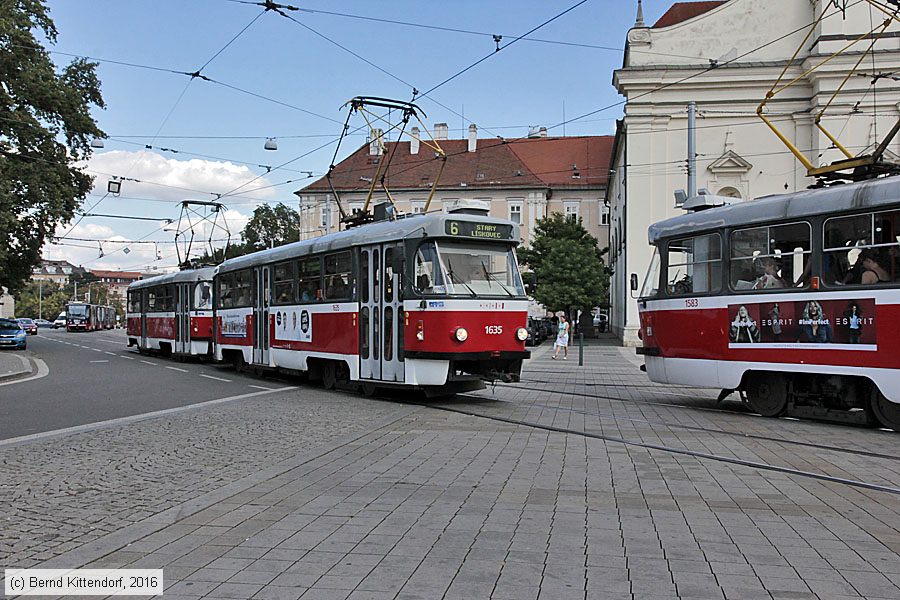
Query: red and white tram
126 267 215 357
66 302 116 332
636 176 900 429
214 210 530 394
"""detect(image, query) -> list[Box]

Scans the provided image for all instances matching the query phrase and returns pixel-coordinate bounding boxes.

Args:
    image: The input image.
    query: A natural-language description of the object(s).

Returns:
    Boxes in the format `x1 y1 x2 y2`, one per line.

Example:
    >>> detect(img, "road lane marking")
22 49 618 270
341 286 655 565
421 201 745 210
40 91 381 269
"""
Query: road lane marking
105 352 116 356
119 355 135 360
0 386 300 447
140 360 157 366
248 384 275 391
199 374 232 382
166 366 189 373
91 348 103 352
89 360 109 363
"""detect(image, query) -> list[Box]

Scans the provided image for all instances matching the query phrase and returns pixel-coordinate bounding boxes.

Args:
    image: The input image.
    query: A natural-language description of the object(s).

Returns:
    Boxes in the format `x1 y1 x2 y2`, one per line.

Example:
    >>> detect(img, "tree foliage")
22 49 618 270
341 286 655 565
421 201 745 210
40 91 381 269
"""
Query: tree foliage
518 213 609 314
241 203 301 251
0 0 106 295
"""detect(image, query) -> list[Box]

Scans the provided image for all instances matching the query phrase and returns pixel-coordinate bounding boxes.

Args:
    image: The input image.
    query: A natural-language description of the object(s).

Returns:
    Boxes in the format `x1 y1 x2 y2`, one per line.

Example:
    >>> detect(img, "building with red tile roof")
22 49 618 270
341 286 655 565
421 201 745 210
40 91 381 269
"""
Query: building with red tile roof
296 126 614 249
652 1 727 28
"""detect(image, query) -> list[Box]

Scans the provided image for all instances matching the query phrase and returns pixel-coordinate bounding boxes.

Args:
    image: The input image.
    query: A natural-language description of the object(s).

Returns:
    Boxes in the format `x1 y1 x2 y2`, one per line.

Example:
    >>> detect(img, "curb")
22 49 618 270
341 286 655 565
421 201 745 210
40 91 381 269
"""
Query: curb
33 402 421 570
0 353 33 383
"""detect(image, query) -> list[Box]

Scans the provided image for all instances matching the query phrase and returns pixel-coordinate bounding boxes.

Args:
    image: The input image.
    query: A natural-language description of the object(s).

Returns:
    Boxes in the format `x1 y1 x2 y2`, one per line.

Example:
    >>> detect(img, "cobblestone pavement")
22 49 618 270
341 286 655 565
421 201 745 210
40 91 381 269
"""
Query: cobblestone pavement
0 389 406 567
4 340 900 599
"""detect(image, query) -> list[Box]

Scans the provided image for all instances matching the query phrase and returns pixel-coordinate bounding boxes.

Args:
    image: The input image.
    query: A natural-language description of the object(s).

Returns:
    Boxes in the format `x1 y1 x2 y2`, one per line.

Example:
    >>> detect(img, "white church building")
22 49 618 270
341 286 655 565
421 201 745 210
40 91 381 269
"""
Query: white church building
608 0 900 345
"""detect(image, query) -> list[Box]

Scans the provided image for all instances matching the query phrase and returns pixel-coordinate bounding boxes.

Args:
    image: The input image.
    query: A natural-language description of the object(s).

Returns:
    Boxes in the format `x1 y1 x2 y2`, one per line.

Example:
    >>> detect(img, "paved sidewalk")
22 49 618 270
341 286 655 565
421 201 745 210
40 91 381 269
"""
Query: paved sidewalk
4 339 900 599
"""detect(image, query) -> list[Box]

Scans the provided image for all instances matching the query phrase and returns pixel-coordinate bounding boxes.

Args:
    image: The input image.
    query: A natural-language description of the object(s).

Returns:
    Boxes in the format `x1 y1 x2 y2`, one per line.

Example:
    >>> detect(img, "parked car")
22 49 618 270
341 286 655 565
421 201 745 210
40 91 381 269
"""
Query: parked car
0 318 27 350
53 312 66 329
525 317 545 346
593 312 609 333
16 318 38 335
34 318 54 328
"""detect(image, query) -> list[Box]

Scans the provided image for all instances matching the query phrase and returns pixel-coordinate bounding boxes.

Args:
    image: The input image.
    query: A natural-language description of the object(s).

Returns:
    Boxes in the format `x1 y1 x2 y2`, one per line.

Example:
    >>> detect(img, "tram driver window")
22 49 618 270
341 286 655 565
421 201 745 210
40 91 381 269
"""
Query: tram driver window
824 210 900 286
730 222 811 291
299 257 323 302
414 242 446 294
666 233 721 296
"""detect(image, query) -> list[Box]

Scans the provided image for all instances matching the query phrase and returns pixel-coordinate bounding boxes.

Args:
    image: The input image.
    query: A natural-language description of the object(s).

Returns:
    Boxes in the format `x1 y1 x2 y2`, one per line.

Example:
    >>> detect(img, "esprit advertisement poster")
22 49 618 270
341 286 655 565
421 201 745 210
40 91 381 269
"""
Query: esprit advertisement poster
727 298 876 349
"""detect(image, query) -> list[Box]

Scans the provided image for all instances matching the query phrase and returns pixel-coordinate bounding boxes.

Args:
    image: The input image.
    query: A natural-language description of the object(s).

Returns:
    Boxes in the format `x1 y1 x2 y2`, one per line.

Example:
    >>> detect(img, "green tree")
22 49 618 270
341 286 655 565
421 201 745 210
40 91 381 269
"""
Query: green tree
13 280 68 320
241 203 301 251
518 213 609 319
0 0 106 295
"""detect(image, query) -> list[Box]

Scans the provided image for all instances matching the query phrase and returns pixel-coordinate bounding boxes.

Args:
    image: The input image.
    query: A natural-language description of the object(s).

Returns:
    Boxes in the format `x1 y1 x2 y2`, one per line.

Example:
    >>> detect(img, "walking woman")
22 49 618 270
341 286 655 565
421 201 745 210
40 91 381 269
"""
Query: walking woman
552 313 570 360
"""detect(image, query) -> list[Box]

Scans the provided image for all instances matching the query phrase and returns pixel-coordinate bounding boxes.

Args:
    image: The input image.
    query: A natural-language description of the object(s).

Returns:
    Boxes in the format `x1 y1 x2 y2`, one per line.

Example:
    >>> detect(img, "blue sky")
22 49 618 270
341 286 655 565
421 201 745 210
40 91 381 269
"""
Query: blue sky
43 0 677 270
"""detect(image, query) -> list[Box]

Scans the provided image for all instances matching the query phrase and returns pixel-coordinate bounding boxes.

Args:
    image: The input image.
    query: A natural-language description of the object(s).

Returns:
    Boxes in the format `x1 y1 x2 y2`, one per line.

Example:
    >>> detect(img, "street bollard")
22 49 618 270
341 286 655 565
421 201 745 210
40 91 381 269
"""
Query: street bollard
578 332 584 366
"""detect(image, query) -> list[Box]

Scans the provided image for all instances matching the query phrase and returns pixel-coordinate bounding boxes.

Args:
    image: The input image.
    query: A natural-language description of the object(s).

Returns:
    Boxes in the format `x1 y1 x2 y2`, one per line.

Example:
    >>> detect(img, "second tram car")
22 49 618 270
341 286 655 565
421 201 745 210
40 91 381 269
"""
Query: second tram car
214 210 530 394
126 267 215 357
636 176 900 429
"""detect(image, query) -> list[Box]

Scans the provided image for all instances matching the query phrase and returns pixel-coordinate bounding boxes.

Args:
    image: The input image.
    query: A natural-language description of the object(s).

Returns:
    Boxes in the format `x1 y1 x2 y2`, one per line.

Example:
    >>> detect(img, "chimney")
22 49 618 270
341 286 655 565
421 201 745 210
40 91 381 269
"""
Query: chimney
467 124 477 152
527 126 541 138
369 128 383 156
434 123 449 140
410 126 420 155
539 126 548 138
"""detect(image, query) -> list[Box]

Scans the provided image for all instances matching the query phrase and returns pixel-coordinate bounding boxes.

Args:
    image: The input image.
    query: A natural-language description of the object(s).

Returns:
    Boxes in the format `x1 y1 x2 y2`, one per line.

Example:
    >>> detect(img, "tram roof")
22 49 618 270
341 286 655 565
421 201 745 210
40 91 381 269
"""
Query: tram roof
648 176 900 244
216 212 519 275
128 266 216 291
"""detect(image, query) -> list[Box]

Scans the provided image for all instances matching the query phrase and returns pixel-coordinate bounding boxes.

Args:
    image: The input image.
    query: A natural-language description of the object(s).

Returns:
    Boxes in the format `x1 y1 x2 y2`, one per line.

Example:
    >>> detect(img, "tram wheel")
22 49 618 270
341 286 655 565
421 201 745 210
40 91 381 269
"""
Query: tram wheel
744 374 788 417
360 382 377 397
322 362 337 390
870 388 900 431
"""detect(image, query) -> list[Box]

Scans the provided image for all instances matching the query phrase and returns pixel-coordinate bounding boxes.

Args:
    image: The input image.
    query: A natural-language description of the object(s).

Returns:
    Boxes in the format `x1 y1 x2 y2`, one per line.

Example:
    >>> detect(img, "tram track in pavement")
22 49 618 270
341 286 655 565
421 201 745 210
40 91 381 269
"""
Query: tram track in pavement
454 393 900 462
430 396 900 497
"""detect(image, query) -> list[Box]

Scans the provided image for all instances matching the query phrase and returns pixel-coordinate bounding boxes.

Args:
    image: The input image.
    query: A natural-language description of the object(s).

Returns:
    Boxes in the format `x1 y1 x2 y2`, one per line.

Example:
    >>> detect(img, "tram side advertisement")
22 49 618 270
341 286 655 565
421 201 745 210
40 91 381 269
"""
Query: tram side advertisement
727 298 876 349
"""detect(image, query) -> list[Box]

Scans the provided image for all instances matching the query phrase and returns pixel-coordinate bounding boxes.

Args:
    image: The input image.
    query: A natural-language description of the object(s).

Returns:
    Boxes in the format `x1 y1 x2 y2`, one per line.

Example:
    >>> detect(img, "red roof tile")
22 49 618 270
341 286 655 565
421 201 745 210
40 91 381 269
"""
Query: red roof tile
653 1 727 28
300 136 614 194
89 270 144 280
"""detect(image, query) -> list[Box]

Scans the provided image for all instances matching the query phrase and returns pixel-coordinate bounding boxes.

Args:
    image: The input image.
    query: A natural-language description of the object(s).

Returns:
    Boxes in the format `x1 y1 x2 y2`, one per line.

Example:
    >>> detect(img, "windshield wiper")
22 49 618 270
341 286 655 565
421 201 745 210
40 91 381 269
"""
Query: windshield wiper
481 261 515 297
446 267 477 297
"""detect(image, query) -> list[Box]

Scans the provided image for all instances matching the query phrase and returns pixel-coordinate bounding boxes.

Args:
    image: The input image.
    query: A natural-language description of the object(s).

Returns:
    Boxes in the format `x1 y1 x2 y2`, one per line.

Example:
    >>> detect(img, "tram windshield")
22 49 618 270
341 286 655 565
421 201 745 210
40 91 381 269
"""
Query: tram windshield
195 281 212 310
68 305 88 317
640 247 660 298
414 240 526 297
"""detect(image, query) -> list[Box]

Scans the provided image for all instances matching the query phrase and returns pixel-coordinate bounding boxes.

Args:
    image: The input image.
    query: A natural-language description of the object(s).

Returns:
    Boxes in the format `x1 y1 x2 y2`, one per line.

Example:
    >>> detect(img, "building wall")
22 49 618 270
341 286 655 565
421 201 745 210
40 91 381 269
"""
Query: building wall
610 0 900 345
0 288 14 319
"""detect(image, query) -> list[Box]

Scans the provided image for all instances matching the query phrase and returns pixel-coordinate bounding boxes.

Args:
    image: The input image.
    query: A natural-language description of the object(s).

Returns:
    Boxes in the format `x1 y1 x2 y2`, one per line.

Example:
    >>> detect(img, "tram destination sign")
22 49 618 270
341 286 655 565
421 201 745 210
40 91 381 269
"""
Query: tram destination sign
445 220 514 240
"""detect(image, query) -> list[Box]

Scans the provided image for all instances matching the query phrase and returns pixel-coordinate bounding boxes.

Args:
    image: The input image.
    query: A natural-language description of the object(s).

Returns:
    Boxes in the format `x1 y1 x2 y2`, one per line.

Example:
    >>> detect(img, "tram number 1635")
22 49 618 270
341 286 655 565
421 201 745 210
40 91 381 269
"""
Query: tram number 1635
485 325 504 335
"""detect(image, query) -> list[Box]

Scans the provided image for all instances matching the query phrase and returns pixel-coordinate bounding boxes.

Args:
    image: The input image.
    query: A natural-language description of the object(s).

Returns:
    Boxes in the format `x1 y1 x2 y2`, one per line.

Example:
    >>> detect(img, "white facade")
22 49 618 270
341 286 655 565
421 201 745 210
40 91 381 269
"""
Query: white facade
609 0 900 345
0 287 14 319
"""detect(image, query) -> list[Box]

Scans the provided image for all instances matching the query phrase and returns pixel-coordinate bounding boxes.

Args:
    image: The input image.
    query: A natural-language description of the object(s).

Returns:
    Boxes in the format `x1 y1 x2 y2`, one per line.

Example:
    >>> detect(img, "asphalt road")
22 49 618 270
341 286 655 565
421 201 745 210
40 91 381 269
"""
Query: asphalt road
0 328 293 440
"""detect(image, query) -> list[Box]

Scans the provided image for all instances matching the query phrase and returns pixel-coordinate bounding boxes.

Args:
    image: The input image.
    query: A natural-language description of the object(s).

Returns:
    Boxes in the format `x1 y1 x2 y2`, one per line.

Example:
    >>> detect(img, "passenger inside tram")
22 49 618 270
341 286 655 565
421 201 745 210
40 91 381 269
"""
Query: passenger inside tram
752 257 786 289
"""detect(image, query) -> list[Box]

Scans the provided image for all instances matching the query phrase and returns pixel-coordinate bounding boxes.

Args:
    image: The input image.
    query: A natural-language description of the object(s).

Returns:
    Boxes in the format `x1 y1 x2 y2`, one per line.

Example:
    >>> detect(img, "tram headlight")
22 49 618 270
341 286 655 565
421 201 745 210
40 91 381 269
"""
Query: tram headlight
515 327 528 341
454 327 468 342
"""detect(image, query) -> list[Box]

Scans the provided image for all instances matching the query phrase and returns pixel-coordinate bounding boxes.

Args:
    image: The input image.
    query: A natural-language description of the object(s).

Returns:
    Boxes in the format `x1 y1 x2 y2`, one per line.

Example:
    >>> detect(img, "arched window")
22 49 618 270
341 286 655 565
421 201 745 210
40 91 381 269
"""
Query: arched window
718 186 742 199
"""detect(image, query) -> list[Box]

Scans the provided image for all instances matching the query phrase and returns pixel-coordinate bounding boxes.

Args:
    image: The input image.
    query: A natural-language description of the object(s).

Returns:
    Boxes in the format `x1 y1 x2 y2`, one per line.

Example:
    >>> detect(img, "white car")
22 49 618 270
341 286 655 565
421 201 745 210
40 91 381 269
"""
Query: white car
53 313 66 329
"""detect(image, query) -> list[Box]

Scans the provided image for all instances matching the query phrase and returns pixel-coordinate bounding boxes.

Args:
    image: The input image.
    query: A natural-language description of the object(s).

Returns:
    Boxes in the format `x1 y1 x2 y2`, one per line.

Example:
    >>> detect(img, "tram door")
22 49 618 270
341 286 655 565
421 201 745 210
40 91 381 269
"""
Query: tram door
253 266 271 365
359 244 404 383
174 282 191 354
140 290 148 348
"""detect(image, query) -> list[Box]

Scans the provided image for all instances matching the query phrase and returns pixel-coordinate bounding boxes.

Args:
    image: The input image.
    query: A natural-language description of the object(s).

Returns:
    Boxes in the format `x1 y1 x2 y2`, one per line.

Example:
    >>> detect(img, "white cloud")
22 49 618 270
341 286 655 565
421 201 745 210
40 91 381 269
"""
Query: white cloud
83 150 278 203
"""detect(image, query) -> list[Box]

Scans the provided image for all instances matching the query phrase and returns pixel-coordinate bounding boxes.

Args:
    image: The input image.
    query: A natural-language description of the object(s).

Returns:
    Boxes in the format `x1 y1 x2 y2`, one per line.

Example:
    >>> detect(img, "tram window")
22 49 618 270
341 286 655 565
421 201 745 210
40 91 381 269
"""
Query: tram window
217 274 233 309
384 248 394 302
273 261 295 305
360 307 369 359
373 299 380 361
230 270 252 307
194 282 212 310
640 248 660 298
414 241 446 294
127 291 141 313
298 257 323 302
384 307 393 361
324 252 351 301
730 222 811 291
665 233 721 296
824 210 900 286
361 251 369 303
